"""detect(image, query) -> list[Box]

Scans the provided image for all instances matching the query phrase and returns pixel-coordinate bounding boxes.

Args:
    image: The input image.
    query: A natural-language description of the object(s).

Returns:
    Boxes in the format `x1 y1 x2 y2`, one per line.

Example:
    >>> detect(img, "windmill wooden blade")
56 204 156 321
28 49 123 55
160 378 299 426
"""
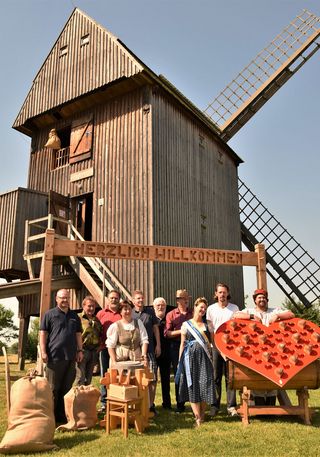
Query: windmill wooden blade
203 9 320 142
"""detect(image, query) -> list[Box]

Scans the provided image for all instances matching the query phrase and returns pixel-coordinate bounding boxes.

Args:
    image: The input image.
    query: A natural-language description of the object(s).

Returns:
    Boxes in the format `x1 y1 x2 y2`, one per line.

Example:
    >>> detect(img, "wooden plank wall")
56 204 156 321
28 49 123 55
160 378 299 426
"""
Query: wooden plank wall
93 87 154 302
14 9 143 129
0 188 48 275
152 90 244 307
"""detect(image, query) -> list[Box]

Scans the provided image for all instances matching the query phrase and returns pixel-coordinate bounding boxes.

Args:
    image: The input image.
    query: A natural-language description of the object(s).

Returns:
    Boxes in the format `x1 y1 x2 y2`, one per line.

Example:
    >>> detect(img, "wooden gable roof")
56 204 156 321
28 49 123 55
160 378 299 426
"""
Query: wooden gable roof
12 8 242 165
13 8 144 133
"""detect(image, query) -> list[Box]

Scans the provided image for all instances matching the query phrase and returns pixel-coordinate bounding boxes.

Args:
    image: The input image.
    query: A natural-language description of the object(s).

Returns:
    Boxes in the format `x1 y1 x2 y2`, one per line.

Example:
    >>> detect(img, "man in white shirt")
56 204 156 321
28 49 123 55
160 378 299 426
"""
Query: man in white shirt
233 288 294 406
234 288 294 326
206 283 239 417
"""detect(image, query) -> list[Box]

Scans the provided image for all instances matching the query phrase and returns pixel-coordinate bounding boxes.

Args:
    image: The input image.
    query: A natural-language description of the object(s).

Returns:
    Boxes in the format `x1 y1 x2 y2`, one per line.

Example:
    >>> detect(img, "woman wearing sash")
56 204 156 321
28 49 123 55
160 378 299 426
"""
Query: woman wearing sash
176 297 215 427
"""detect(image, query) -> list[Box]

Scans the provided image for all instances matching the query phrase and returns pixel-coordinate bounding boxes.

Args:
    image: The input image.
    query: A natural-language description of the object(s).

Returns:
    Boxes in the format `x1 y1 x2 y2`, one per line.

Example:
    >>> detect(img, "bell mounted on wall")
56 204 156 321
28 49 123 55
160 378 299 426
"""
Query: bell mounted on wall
44 128 61 150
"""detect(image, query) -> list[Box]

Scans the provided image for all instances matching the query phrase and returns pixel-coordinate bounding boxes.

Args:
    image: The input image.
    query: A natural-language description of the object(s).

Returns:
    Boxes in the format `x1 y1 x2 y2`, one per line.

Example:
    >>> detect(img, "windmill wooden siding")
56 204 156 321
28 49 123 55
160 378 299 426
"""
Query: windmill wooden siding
151 90 243 304
0 188 48 278
13 9 144 133
2 7 245 310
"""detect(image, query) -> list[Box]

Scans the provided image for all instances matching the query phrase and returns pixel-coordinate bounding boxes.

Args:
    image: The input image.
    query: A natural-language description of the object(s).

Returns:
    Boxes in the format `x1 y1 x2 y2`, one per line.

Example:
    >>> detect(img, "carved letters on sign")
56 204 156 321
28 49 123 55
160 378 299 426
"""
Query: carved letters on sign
55 240 249 266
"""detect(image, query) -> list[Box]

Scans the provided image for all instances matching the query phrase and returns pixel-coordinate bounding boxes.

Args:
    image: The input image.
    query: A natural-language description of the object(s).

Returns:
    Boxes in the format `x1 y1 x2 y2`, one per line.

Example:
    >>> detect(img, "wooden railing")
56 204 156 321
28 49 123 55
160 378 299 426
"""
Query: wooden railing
24 214 131 301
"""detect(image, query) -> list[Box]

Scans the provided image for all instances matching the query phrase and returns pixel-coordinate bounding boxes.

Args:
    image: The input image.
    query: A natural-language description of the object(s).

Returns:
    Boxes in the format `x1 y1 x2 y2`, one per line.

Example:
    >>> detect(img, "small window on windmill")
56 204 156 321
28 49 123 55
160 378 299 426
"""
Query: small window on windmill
81 34 90 47
199 134 205 150
59 45 68 58
217 150 224 165
53 126 71 169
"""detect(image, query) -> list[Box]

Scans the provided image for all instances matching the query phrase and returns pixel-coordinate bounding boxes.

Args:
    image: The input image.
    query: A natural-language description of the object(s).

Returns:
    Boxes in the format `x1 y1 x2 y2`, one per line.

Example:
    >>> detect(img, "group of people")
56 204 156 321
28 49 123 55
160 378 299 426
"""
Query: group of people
39 283 294 426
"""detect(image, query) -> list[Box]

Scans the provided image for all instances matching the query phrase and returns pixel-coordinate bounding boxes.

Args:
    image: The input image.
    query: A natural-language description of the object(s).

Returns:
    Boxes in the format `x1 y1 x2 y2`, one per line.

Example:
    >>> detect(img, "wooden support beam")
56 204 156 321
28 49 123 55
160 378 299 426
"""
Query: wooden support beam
39 229 55 323
18 315 30 371
255 243 267 290
0 276 81 300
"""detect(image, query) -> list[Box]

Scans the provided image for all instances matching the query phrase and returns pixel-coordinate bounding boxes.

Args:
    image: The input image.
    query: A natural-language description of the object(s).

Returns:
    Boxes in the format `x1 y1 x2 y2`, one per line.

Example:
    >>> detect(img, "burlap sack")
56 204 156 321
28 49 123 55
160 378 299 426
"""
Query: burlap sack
56 385 100 431
0 374 57 454
44 129 61 149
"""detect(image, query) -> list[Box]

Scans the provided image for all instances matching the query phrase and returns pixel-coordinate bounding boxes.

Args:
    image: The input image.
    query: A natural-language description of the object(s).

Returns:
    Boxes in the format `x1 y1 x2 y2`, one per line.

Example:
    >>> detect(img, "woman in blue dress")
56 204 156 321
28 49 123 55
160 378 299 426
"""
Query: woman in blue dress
176 297 215 427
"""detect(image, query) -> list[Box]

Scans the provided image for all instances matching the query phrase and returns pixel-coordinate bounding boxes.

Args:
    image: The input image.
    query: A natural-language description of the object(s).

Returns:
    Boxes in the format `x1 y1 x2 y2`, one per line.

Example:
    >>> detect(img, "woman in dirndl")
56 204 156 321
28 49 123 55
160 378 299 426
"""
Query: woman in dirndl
176 297 216 427
106 300 149 366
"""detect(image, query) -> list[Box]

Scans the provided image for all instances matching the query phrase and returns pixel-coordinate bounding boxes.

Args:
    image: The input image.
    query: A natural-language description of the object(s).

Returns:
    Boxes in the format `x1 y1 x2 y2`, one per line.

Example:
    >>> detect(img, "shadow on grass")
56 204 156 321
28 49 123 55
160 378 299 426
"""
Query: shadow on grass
54 430 101 449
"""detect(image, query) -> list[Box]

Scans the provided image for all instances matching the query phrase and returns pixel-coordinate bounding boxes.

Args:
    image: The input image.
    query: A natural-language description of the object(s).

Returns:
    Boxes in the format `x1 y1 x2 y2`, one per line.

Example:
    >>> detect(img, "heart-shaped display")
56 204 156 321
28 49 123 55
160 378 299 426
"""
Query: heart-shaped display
214 318 320 387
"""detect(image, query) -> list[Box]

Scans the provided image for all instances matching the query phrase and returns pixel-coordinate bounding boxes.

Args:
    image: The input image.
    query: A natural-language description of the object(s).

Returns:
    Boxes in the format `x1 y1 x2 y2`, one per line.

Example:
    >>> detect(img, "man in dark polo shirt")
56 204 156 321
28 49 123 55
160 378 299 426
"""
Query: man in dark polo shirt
131 290 161 414
40 289 83 423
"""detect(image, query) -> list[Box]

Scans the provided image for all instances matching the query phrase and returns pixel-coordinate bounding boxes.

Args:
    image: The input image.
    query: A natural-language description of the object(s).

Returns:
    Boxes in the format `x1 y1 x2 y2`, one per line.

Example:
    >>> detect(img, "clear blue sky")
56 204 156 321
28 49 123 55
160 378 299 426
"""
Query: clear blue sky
0 0 319 309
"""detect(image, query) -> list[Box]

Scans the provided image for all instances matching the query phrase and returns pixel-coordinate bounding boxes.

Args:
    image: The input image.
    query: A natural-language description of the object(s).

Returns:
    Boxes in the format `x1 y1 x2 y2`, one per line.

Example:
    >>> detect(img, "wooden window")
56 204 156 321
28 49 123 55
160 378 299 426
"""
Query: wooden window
70 117 94 164
59 45 68 57
53 126 71 169
81 34 90 46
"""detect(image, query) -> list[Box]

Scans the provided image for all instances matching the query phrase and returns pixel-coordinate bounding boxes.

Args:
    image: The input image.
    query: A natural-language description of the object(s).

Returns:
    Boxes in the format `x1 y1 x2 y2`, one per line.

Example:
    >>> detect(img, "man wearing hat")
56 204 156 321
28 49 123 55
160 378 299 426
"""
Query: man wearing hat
234 288 294 326
234 288 294 405
164 289 192 413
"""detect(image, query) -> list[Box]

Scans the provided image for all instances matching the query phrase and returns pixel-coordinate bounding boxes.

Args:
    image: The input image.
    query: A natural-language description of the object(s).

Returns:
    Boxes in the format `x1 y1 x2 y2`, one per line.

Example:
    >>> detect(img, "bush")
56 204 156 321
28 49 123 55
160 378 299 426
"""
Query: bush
283 298 320 326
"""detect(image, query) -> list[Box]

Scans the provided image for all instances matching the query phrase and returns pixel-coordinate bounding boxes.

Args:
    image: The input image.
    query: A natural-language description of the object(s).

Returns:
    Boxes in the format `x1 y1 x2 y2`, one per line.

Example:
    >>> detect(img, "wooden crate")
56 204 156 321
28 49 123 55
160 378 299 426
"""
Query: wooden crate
108 384 139 400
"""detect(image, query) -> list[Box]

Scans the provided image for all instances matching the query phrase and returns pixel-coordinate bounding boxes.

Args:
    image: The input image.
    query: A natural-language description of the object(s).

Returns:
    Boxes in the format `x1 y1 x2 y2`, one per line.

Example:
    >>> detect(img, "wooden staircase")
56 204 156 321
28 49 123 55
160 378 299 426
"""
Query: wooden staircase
67 224 132 306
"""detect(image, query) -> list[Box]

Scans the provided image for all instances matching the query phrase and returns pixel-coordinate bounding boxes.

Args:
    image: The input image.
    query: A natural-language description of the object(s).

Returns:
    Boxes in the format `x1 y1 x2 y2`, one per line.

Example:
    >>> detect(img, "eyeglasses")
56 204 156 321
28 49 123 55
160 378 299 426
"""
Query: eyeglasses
57 296 69 300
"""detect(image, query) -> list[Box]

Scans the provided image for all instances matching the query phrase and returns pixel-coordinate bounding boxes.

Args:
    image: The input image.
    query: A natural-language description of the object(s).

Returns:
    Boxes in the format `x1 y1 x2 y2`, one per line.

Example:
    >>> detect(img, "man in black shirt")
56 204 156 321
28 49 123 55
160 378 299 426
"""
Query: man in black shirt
131 290 161 414
40 289 83 423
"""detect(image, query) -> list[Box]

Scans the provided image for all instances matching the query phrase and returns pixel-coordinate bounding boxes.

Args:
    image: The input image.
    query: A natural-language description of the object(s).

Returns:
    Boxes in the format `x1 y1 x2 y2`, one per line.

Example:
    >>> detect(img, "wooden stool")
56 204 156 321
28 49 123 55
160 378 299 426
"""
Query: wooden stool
105 396 144 438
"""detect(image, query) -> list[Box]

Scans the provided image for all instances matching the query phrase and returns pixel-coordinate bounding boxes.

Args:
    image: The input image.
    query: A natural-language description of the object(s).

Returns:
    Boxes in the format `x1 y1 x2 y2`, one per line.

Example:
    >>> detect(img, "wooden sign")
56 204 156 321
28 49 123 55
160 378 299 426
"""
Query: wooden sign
53 239 258 266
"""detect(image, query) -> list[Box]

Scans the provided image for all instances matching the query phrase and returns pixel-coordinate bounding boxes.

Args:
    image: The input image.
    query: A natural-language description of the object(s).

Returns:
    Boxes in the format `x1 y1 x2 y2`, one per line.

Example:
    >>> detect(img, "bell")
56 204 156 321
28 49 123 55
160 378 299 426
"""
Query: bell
44 128 61 149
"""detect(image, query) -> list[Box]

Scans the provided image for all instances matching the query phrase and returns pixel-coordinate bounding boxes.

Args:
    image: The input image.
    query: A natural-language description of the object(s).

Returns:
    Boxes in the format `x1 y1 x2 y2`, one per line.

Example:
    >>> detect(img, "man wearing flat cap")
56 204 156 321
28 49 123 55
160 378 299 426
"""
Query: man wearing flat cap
234 288 294 326
234 288 294 405
164 289 192 413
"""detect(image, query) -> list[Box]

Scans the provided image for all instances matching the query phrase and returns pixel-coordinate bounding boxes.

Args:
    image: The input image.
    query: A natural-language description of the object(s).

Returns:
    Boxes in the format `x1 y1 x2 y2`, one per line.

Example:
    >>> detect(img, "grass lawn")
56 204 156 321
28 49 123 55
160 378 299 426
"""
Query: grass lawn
1 356 320 457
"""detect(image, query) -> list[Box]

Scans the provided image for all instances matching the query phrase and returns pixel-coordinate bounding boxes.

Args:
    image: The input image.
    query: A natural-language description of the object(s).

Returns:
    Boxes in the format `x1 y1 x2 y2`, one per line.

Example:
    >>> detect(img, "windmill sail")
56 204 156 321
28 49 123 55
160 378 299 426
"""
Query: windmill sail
204 10 320 141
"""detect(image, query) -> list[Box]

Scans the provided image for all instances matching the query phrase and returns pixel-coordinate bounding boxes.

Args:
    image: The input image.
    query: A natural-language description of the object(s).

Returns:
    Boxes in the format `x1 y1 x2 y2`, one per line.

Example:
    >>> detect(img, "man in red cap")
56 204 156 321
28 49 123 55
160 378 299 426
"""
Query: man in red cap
234 288 294 326
234 288 294 405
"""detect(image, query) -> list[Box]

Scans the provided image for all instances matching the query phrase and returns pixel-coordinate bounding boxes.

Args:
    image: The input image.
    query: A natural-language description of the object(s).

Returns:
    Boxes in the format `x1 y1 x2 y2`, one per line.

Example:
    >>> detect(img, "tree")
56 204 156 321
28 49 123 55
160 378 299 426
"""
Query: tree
0 303 18 342
283 298 320 326
25 318 39 361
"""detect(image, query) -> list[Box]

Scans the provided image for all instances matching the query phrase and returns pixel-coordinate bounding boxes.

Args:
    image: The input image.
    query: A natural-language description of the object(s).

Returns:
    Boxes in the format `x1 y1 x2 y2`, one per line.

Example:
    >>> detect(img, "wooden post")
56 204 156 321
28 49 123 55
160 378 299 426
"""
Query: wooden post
39 229 55 323
37 229 55 375
255 243 267 290
18 315 30 371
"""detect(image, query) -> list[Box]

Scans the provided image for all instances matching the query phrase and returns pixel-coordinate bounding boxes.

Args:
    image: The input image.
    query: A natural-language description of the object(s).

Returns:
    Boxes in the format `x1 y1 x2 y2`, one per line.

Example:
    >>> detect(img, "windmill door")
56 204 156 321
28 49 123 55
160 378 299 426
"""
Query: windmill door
71 193 93 241
48 190 70 236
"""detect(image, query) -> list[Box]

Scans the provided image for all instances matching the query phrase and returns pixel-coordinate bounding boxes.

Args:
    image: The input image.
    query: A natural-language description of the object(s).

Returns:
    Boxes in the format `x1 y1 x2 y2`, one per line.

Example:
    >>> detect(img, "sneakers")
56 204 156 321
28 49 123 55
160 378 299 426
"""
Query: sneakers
98 406 106 414
227 407 238 417
209 406 219 417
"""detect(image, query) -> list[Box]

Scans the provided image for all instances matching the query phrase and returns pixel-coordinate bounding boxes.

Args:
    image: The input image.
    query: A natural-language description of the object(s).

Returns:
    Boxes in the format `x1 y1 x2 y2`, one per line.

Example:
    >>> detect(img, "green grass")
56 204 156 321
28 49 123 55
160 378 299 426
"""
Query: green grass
1 357 320 456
